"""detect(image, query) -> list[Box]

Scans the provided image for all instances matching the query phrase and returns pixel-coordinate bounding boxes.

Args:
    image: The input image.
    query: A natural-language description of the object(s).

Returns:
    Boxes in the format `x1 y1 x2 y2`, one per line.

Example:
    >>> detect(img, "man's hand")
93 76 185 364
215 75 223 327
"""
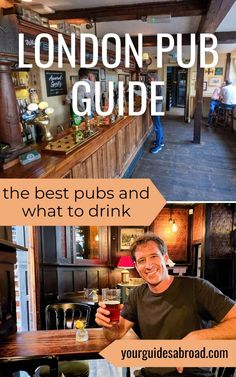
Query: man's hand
95 302 123 328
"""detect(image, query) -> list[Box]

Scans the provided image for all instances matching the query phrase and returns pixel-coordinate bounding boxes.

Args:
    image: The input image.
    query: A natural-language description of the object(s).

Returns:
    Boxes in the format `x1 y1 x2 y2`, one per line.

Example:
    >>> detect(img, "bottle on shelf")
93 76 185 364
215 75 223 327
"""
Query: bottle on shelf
24 124 33 144
20 122 27 144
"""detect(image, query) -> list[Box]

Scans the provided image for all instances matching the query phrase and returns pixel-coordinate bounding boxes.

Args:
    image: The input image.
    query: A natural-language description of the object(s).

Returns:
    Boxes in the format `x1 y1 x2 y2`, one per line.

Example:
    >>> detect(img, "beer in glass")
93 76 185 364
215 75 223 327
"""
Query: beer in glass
102 288 121 323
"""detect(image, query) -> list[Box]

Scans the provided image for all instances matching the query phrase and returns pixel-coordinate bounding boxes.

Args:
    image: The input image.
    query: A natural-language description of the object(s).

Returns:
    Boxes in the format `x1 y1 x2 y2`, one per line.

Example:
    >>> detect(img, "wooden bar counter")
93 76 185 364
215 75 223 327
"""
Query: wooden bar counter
0 111 152 179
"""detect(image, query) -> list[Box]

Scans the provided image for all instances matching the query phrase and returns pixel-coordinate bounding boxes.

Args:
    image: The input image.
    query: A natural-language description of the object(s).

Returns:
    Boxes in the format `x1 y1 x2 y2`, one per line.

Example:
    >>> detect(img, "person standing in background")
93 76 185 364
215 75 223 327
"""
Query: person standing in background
77 68 96 117
147 73 164 154
65 69 96 124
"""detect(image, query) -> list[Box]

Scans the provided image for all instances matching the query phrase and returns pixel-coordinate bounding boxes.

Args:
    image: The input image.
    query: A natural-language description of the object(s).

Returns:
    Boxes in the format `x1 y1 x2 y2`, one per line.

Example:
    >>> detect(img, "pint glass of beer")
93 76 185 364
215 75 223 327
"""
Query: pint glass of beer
102 288 121 323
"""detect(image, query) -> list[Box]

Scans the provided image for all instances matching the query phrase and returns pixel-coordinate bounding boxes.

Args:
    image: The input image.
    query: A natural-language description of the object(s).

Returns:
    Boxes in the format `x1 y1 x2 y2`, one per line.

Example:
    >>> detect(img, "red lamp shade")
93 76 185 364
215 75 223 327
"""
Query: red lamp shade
117 255 134 269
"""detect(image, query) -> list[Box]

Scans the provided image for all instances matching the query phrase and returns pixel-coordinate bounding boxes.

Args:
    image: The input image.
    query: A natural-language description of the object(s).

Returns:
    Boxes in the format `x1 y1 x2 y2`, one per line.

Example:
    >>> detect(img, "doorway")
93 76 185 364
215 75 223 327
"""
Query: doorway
166 66 188 112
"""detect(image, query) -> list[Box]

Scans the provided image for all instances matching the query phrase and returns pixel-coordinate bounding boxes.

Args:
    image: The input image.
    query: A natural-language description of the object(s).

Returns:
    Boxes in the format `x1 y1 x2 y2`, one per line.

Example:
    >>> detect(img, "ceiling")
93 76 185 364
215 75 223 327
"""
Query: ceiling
27 0 178 10
11 0 236 53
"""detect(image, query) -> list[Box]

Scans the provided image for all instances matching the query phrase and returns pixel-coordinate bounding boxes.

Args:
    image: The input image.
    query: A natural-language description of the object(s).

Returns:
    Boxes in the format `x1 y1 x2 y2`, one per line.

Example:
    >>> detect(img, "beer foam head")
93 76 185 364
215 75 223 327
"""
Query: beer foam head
105 300 120 305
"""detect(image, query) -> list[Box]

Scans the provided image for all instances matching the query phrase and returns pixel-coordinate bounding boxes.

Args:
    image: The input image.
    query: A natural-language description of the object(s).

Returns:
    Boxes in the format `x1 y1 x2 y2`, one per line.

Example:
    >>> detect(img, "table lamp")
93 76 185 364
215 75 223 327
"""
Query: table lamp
117 255 134 283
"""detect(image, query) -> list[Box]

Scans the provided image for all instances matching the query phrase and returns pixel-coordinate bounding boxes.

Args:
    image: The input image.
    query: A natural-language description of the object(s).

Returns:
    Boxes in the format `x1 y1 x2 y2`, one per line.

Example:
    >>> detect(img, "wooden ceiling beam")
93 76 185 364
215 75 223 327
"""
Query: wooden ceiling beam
121 32 236 48
198 0 235 33
215 31 236 44
47 1 207 22
121 34 191 47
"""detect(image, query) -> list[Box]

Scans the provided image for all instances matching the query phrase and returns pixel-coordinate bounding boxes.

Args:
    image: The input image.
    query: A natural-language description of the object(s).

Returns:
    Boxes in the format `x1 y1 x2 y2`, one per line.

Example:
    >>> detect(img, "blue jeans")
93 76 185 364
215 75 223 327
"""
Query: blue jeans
208 100 219 124
152 116 163 147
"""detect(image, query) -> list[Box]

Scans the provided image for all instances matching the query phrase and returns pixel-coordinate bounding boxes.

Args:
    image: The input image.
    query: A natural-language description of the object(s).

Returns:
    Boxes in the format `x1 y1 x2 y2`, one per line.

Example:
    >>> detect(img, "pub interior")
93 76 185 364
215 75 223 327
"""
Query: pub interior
0 203 236 376
0 1 236 199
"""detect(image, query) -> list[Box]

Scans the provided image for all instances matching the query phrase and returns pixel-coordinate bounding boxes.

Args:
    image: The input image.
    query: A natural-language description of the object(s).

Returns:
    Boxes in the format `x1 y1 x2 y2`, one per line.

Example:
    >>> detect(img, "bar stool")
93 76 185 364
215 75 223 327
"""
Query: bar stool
214 104 235 131
224 106 234 131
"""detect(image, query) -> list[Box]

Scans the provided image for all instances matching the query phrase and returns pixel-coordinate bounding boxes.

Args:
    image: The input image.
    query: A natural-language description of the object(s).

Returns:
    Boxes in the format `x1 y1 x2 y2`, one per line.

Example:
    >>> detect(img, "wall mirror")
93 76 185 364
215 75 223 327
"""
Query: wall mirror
73 226 109 265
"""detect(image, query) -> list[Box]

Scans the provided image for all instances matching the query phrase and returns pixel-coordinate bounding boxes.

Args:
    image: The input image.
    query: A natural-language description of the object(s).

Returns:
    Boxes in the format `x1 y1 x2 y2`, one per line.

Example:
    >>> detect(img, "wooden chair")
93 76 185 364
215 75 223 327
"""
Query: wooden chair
45 303 91 330
35 303 91 377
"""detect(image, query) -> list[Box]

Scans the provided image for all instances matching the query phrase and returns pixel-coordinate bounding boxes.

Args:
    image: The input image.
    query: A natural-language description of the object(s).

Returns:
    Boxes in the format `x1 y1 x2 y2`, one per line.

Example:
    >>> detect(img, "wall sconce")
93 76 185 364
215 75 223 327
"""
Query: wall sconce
169 208 178 233
117 255 134 284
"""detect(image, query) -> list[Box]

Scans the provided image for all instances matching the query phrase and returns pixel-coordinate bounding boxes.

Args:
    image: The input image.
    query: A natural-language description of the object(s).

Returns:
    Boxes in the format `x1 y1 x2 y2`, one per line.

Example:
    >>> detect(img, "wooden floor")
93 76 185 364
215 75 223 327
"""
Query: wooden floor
131 113 236 201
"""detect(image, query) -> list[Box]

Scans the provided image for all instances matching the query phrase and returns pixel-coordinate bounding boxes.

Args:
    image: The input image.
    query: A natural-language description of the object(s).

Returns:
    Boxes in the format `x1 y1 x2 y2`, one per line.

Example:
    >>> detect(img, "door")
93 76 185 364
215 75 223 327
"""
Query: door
166 67 188 109
177 68 187 107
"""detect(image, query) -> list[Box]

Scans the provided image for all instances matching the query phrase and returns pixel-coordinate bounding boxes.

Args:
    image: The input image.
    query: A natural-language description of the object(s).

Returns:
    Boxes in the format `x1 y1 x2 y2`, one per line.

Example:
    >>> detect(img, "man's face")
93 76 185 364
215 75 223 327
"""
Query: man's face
134 241 169 287
88 73 96 82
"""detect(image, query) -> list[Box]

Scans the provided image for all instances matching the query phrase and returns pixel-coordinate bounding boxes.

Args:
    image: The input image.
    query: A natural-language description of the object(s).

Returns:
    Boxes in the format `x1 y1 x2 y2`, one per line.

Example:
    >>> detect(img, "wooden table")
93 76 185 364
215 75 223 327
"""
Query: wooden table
0 328 111 376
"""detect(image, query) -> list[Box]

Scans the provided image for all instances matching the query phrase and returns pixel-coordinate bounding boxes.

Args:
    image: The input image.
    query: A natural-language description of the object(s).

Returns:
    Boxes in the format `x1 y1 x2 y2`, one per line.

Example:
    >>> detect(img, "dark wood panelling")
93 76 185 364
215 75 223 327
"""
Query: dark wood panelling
74 269 88 291
40 227 57 264
57 269 74 295
96 268 110 290
56 227 72 263
42 267 58 295
209 204 234 258
87 269 101 289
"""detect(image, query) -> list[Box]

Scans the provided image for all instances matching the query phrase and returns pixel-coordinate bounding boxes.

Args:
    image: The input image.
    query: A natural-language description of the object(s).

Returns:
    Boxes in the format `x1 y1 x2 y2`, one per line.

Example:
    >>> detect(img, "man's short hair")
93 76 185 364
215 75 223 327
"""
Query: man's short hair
129 232 167 261
78 68 91 79
225 80 232 86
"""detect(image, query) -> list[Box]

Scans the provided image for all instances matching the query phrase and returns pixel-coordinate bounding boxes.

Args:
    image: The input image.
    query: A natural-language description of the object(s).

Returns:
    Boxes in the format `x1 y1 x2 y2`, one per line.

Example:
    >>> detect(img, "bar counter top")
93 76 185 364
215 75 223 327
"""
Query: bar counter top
0 111 151 179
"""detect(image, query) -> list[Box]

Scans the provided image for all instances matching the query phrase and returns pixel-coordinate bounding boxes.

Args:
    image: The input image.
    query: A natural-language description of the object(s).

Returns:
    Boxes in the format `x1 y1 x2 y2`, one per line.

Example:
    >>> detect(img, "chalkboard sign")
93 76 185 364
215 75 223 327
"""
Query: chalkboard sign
23 33 61 54
45 71 67 97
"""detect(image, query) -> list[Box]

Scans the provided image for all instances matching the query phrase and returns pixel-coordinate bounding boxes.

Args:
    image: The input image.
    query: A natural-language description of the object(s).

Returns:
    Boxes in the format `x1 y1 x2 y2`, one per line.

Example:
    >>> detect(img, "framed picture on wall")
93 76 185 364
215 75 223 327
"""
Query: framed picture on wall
214 67 223 76
119 227 145 250
208 77 222 87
